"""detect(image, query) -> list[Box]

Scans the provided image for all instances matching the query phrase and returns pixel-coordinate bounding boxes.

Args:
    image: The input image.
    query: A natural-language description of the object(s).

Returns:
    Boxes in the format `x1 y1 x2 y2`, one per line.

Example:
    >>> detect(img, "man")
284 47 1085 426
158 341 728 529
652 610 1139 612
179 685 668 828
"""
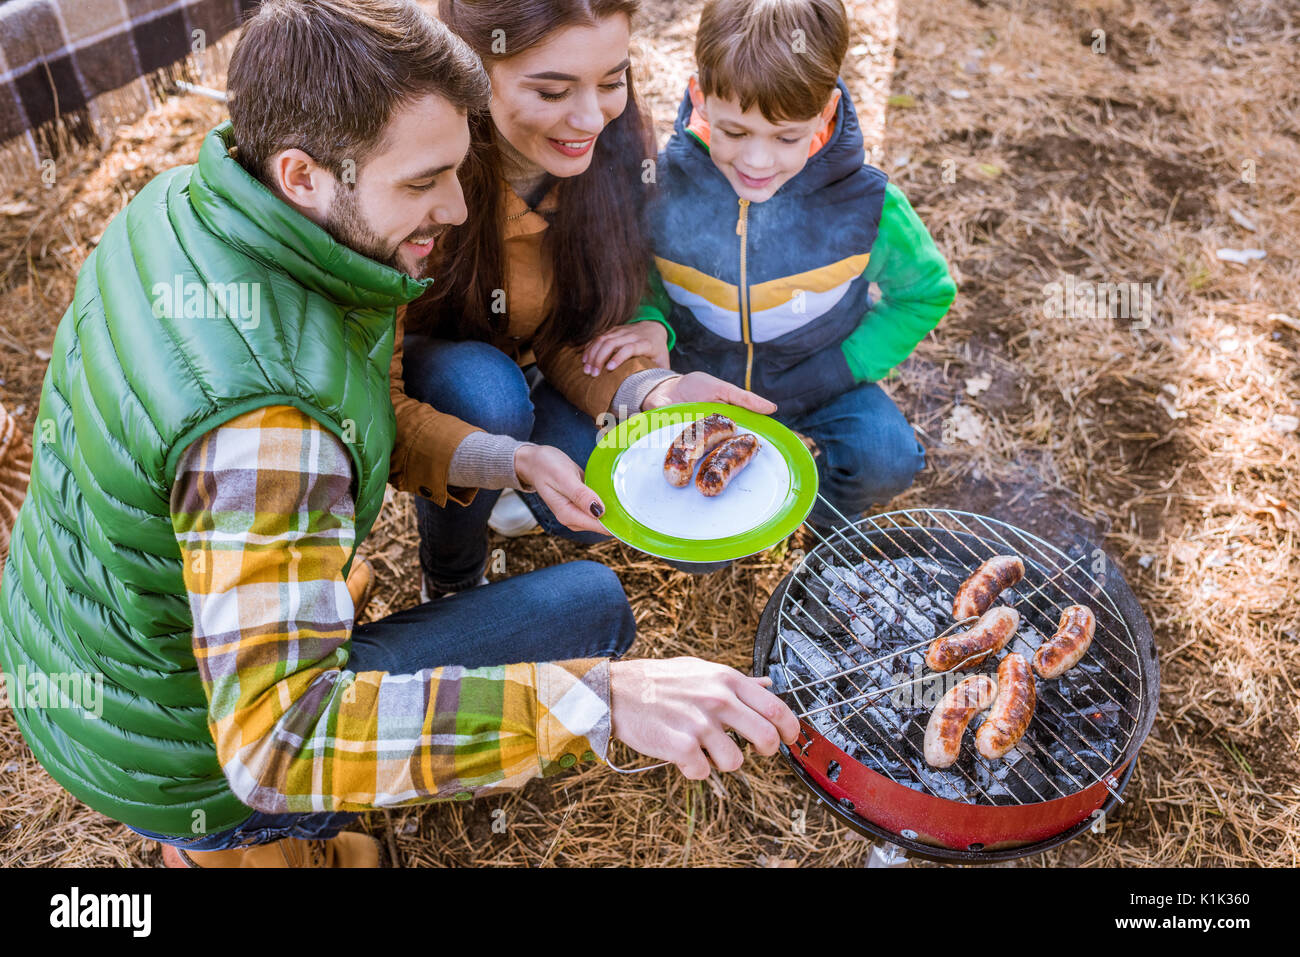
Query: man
0 0 797 868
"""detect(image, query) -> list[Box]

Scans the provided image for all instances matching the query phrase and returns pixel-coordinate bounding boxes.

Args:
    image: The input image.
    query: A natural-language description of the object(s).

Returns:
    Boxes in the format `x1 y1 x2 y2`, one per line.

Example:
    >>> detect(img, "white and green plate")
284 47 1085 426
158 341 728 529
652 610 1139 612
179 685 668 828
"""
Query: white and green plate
584 402 819 564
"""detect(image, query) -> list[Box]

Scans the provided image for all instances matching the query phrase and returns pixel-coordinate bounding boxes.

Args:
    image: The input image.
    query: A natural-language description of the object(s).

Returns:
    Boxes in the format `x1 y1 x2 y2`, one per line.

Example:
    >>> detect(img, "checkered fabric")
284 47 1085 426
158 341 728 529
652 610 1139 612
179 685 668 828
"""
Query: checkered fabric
0 0 254 150
171 405 611 813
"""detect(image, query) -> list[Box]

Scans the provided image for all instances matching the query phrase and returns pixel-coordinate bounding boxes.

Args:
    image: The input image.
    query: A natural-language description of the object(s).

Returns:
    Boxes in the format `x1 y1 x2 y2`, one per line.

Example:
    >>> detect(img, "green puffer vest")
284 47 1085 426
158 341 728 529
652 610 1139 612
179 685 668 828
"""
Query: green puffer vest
0 123 432 837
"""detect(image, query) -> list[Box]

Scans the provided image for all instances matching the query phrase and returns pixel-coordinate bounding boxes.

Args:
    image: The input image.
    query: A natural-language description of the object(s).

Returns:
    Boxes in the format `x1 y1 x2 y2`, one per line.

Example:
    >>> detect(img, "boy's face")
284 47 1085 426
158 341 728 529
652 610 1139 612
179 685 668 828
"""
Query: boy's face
693 82 839 203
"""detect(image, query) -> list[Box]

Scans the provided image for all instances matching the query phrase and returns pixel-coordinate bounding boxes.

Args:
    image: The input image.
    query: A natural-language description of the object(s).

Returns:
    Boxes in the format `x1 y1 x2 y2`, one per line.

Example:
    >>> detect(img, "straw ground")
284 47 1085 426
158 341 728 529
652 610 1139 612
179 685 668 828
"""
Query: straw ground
0 0 1296 866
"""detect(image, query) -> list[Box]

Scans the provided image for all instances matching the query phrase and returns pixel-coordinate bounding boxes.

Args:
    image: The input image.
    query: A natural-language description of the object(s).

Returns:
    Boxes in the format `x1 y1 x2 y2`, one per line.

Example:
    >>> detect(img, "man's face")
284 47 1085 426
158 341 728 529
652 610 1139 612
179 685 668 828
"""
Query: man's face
695 87 838 203
323 93 471 278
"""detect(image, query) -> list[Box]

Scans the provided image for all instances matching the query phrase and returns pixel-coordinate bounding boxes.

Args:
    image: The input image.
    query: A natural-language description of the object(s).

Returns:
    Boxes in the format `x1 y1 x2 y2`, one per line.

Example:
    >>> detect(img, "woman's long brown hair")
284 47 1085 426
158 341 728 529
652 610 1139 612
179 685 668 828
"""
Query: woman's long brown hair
417 0 655 351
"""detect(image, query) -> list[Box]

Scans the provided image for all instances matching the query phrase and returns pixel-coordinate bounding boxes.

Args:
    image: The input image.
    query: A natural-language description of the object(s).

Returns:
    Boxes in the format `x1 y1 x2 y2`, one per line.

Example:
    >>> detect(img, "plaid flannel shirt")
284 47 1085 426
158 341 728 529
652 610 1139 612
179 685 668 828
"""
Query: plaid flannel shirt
169 405 610 814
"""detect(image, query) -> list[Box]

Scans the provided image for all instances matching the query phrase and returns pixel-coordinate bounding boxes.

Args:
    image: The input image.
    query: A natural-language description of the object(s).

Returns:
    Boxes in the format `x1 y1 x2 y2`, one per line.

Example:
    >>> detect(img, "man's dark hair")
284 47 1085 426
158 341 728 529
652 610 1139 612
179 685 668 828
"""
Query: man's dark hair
226 0 490 187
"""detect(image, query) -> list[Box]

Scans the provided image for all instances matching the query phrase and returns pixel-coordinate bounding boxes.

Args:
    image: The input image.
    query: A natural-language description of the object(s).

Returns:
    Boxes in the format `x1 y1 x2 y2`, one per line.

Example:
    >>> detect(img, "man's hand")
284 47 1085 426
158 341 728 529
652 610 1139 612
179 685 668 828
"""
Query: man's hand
513 444 609 536
642 371 778 415
609 657 800 779
582 322 671 374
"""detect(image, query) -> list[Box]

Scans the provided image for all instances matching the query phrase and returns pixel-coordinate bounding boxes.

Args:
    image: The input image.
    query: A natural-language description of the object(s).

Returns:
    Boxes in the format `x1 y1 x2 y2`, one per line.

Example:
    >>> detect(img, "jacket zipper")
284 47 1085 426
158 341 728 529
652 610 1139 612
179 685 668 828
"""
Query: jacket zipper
736 198 754 391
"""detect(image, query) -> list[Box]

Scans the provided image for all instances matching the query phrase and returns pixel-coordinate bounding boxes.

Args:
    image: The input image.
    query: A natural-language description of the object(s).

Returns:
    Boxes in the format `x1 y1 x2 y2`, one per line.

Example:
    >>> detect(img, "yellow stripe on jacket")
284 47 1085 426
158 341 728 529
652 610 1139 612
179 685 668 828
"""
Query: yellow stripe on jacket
654 253 870 343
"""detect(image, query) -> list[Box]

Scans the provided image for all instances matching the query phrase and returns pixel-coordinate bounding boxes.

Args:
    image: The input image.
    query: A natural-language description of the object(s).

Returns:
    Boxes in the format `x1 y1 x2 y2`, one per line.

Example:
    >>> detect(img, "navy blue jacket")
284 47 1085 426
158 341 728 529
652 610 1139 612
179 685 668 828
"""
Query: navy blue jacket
647 78 890 418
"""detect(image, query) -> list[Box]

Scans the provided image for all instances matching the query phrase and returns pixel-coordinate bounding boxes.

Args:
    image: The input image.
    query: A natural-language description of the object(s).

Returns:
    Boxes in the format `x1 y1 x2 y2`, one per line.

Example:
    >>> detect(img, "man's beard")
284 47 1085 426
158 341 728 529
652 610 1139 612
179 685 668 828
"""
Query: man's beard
323 185 405 274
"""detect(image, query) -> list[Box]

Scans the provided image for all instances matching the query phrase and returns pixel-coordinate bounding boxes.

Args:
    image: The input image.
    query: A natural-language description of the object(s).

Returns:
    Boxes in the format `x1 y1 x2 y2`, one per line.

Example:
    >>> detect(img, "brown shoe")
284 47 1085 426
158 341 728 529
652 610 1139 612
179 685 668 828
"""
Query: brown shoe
346 559 375 621
161 832 381 868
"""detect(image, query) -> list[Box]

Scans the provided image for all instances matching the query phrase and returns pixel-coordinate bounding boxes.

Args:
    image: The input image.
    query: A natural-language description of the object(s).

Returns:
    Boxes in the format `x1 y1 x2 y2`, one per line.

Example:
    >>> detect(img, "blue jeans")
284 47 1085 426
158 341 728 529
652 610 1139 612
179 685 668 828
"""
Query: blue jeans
130 560 637 851
791 382 927 529
402 337 610 590
403 338 923 577
649 382 925 568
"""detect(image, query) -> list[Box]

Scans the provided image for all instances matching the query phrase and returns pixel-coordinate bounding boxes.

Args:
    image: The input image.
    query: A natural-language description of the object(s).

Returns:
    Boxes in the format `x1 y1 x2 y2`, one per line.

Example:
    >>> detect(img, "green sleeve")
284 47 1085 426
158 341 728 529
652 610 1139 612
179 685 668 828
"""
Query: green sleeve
628 261 676 352
842 182 956 382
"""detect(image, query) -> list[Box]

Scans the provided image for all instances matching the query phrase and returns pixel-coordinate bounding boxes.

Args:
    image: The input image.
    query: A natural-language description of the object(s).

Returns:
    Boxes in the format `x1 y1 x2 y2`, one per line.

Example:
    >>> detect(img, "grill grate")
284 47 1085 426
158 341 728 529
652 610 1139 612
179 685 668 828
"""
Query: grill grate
772 505 1145 807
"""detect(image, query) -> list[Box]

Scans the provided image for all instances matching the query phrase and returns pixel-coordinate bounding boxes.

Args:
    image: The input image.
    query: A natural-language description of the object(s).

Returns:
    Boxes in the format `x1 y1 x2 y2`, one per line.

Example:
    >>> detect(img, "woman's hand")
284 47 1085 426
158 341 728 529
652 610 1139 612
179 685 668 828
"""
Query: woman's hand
642 371 777 416
513 444 609 536
582 321 670 375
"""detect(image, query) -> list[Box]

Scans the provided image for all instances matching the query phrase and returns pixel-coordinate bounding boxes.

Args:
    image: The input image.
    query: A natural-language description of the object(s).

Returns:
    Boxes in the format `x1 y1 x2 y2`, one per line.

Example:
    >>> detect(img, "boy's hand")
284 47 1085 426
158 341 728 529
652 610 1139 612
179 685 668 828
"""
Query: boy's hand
641 371 777 416
583 322 670 375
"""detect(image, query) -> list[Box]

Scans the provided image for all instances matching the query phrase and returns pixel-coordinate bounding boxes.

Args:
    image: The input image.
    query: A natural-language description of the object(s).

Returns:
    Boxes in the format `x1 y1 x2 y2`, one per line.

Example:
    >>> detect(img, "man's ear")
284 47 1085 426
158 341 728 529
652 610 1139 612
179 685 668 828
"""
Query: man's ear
818 87 842 128
268 148 335 224
688 73 708 121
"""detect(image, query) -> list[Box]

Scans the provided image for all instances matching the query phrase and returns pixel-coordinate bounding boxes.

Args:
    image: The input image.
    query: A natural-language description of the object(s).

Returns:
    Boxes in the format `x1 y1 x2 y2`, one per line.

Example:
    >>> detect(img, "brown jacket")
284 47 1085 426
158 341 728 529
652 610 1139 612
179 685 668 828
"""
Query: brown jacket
388 180 656 507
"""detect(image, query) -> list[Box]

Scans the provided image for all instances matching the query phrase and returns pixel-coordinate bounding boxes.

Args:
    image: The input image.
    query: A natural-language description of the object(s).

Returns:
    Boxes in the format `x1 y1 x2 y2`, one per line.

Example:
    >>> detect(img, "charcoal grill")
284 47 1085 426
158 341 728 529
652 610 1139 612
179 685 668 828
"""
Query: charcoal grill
753 506 1159 862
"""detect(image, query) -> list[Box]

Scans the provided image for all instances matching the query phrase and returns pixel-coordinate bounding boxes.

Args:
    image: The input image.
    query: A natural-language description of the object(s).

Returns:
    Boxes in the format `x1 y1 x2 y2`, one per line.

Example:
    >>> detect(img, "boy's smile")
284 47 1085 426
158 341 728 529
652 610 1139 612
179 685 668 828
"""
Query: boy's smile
691 78 840 203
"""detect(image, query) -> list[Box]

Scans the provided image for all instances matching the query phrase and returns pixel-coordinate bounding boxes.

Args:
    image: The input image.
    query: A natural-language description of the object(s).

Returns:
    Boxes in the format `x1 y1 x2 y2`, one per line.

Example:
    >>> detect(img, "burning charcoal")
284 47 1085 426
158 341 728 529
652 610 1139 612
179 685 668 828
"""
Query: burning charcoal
784 665 818 690
864 705 902 737
848 616 877 647
796 573 831 607
780 628 840 681
1087 700 1121 724
767 663 790 693
792 601 835 635
973 755 1016 794
1007 630 1041 660
901 605 937 639
807 707 840 740
824 563 854 583
911 760 967 802
781 535 1138 811
915 558 944 578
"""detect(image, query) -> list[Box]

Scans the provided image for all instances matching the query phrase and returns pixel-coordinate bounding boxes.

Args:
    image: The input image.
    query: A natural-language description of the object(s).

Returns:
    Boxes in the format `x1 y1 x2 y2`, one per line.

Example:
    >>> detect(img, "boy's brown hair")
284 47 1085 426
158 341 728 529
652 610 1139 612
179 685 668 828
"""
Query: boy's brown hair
695 0 850 123
226 0 490 188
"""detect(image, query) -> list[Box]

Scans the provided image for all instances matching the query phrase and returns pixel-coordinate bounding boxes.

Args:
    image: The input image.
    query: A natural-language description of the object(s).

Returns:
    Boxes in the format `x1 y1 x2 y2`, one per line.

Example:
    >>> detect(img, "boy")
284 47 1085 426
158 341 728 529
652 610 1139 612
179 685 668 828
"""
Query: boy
589 0 956 530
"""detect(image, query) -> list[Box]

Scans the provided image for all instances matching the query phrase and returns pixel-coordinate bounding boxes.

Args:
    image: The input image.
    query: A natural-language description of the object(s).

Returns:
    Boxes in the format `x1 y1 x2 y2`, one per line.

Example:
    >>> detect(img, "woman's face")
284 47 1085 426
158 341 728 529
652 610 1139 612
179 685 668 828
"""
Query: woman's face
487 13 632 178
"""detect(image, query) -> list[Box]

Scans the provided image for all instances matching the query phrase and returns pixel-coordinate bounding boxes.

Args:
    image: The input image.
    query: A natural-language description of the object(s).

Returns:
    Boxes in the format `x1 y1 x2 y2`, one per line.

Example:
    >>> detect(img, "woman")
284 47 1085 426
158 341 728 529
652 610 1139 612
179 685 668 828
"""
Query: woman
392 0 772 597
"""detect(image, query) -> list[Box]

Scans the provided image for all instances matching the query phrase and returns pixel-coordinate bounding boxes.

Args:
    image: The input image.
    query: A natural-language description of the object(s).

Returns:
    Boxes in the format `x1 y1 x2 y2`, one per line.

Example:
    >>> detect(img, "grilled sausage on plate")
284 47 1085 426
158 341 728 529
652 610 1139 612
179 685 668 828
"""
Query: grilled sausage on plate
975 653 1037 759
664 413 738 487
926 606 1019 672
695 434 761 497
924 675 999 768
952 555 1025 620
1033 604 1096 679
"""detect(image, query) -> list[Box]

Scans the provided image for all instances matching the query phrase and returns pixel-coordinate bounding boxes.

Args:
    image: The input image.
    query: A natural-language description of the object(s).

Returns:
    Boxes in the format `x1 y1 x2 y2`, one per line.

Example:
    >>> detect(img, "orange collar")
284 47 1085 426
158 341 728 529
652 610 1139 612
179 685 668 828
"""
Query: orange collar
500 178 558 240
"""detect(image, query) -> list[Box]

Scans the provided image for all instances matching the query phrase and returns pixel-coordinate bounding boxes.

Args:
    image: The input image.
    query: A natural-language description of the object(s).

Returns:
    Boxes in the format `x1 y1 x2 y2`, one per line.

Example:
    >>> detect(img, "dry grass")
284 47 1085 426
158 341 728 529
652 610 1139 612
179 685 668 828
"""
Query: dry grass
1 0 1297 866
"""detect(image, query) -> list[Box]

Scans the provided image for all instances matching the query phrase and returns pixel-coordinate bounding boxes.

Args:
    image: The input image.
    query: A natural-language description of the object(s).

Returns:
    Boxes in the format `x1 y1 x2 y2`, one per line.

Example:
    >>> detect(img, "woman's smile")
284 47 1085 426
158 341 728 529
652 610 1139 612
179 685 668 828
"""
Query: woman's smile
548 136 597 158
